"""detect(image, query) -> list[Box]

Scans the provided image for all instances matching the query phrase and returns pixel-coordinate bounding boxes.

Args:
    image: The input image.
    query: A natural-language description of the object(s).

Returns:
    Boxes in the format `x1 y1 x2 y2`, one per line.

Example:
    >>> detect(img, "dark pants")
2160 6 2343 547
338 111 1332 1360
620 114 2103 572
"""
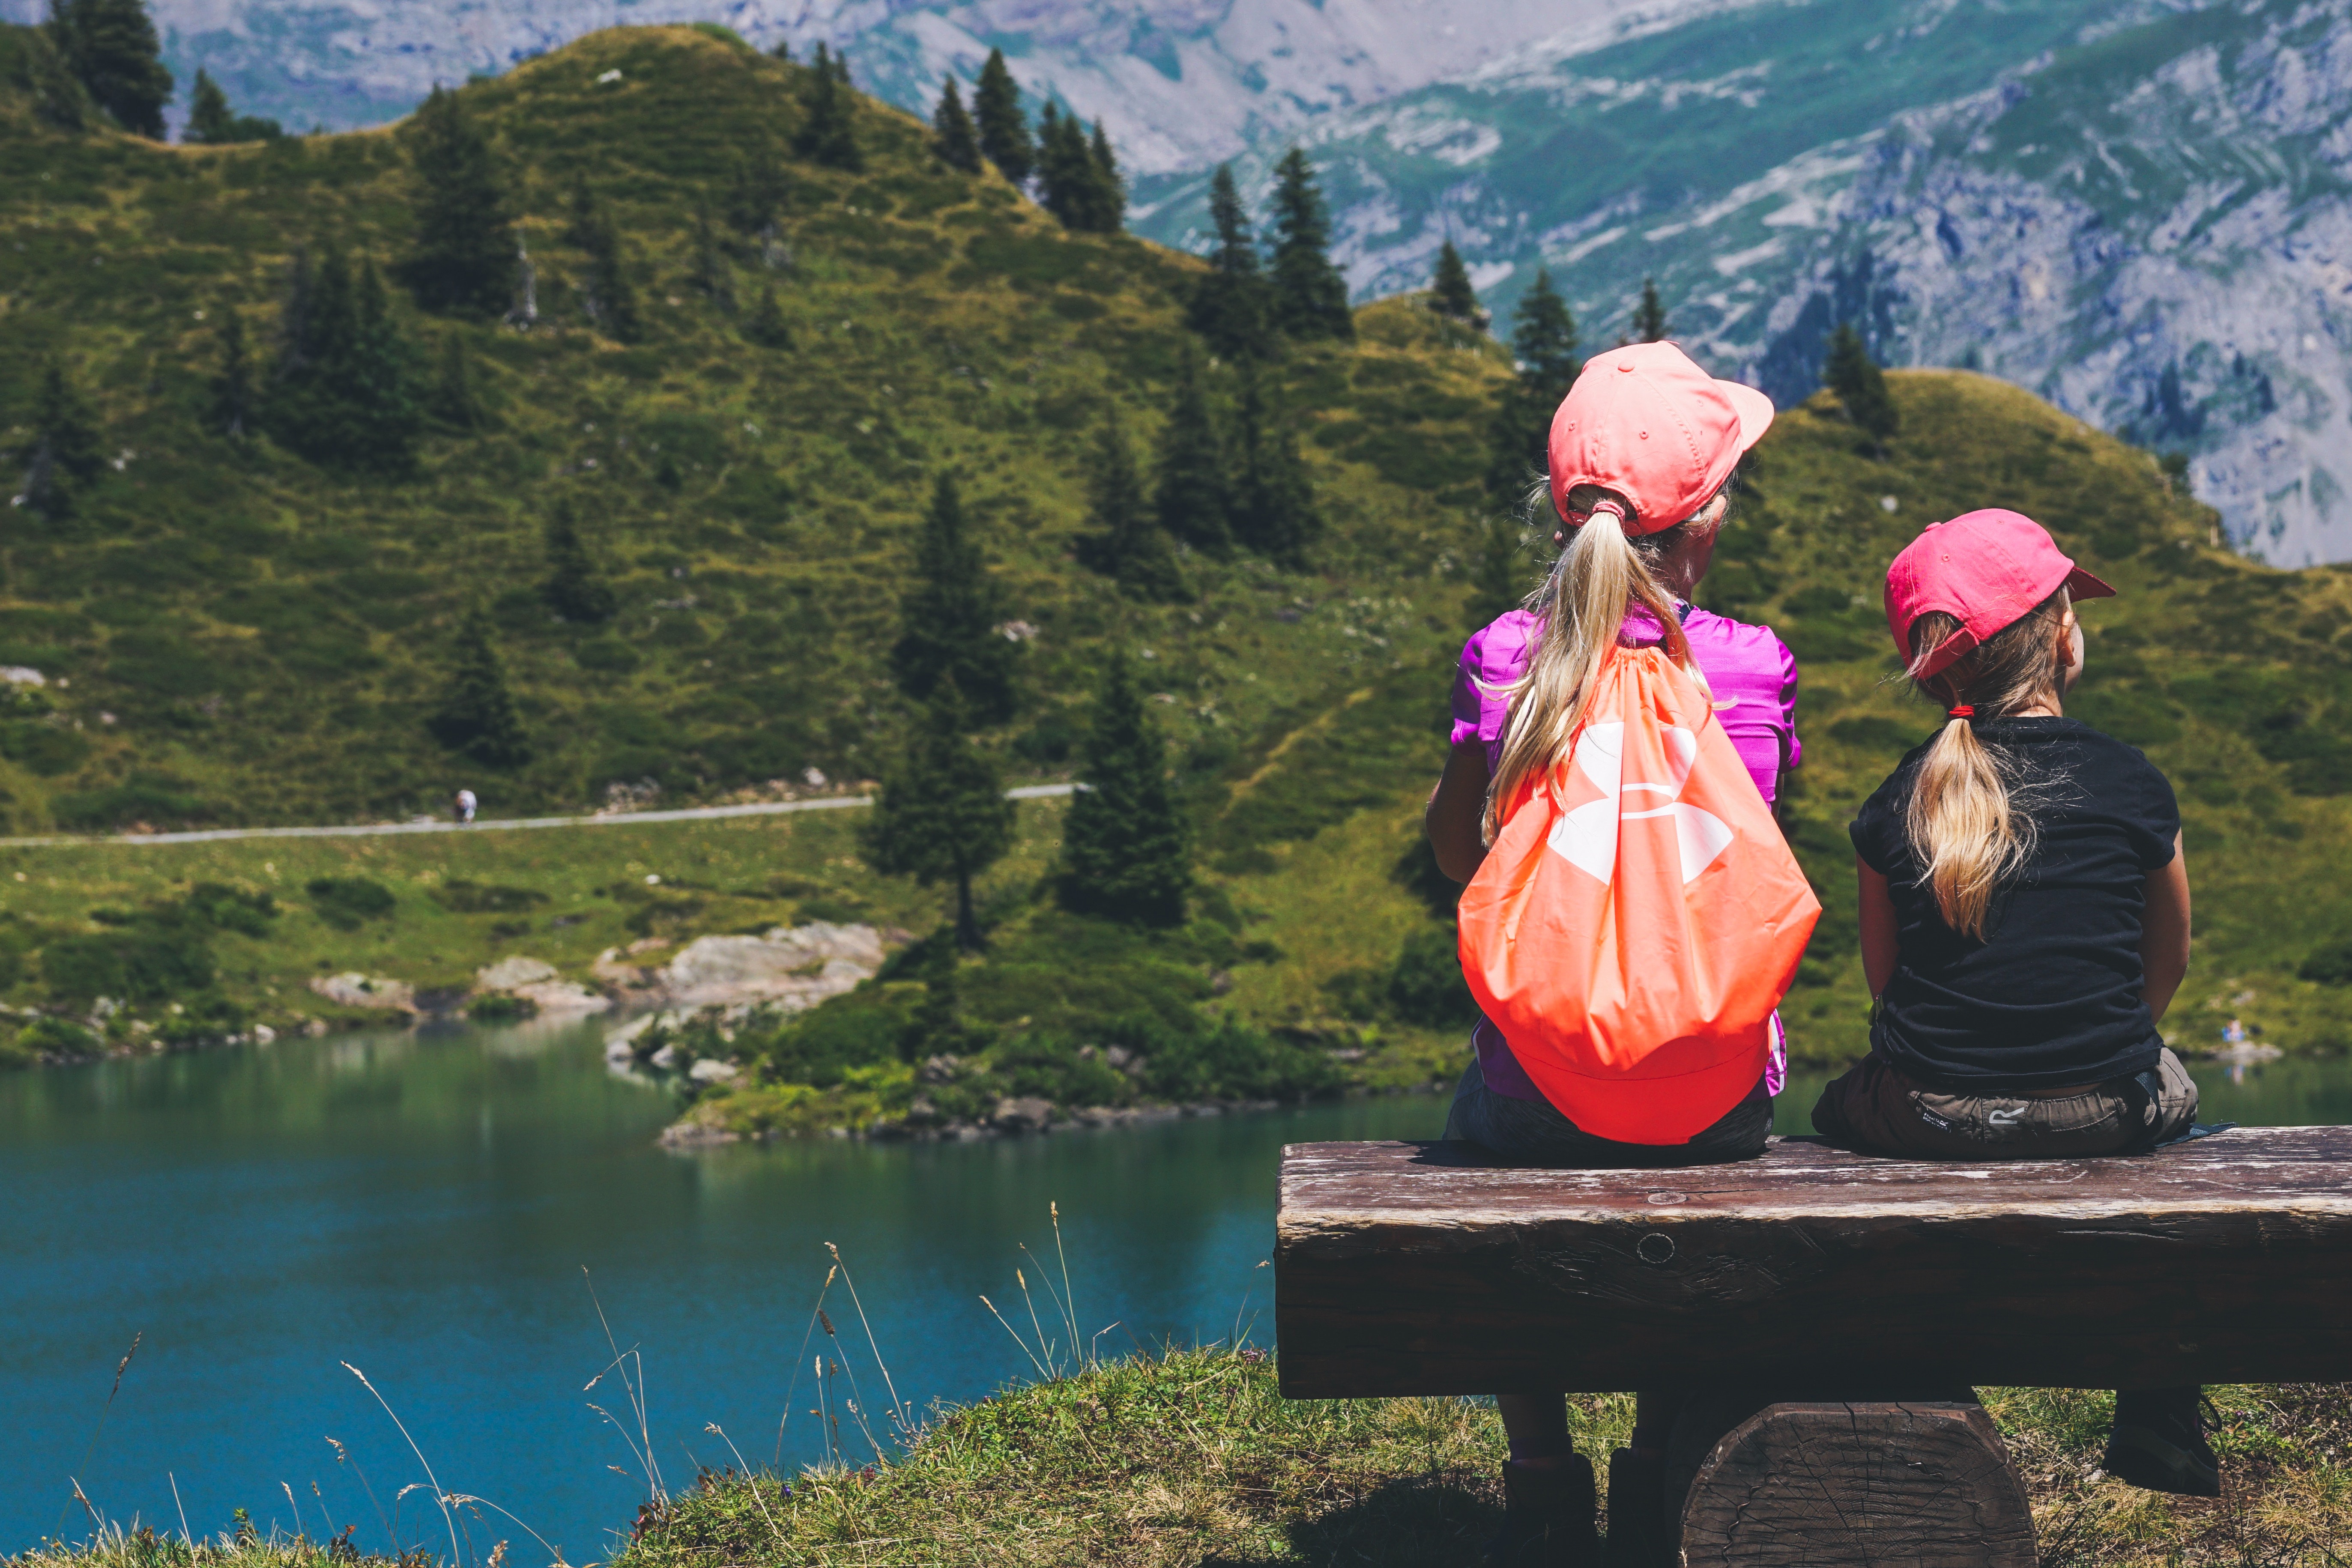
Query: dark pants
1443 1059 1772 1166
1443 1057 1769 1462
1811 1048 2198 1161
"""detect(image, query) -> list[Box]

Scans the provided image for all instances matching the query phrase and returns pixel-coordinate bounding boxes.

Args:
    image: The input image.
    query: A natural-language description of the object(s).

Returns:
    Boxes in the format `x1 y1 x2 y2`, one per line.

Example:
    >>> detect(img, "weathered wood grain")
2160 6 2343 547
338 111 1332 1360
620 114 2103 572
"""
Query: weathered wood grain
1676 1402 2035 1568
1275 1129 2352 1396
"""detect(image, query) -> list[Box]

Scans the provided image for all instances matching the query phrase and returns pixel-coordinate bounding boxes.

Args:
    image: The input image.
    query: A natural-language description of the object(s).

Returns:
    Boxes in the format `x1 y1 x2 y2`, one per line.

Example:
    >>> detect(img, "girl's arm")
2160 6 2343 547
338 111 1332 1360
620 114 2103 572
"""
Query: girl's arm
1858 857 1899 999
1426 742 1492 884
2142 831 2191 1024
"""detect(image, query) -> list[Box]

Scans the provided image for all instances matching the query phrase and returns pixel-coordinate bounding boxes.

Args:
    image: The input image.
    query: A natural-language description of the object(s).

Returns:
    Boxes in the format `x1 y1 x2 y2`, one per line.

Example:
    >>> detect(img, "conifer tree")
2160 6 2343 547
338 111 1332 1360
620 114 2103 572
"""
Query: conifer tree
209 306 254 439
831 46 852 86
402 84 514 316
1485 267 1581 505
429 608 530 768
931 76 982 174
769 38 790 62
1186 164 1270 360
724 143 787 238
688 203 733 310
795 44 861 170
891 472 1018 725
972 49 1033 185
15 358 101 517
430 332 484 430
1058 649 1189 926
1231 372 1320 566
542 503 616 624
1267 148 1352 341
1076 410 1186 602
1088 119 1126 230
863 678 1015 952
45 0 171 139
566 182 641 343
267 247 422 474
182 67 280 143
745 277 790 349
1825 322 1899 443
1430 240 1479 322
1633 277 1668 342
1154 346 1228 554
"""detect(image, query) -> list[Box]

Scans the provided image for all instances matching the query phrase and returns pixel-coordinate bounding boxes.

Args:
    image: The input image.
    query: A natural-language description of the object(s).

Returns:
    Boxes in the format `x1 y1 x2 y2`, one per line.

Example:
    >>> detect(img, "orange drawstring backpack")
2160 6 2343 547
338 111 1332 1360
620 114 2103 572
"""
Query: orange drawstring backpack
1456 643 1821 1144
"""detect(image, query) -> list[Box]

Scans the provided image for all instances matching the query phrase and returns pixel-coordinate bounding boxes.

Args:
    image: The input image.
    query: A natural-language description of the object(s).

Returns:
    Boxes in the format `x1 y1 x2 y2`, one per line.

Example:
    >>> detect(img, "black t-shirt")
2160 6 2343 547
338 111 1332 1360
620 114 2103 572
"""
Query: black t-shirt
1848 717 2180 1089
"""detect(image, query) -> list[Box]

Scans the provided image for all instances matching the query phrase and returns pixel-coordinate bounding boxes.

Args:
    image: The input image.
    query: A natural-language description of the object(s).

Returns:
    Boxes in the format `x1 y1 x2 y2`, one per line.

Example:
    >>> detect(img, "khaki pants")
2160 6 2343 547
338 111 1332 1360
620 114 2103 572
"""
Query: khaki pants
1812 1048 2199 1161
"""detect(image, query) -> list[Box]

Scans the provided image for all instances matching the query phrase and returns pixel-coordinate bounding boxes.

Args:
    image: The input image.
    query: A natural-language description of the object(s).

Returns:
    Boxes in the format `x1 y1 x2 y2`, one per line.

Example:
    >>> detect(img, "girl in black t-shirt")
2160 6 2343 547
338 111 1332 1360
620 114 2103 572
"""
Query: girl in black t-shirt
1813 509 2215 1497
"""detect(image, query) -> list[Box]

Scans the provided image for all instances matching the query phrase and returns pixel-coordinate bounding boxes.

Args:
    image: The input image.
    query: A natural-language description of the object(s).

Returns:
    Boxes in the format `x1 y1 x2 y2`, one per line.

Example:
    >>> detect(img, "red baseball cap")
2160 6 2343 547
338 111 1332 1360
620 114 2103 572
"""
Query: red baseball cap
1548 342 1775 535
1885 509 2115 679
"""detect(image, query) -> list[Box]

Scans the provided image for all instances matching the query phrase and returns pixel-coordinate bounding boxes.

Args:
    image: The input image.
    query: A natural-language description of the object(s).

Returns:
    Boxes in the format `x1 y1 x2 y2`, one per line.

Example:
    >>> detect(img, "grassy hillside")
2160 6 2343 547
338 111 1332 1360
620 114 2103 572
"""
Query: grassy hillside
5 23 2352 1089
0 22 1504 833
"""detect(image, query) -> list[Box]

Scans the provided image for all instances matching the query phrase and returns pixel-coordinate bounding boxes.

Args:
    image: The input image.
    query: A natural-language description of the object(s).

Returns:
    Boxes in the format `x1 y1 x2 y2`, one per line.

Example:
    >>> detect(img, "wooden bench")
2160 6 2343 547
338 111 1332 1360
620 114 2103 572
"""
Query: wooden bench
1276 1128 2352 1565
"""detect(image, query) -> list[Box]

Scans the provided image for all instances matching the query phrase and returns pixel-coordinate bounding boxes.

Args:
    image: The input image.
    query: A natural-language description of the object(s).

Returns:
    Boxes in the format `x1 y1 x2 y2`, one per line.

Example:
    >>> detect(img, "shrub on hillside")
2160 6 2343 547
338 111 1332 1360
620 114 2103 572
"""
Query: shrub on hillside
305 877 395 930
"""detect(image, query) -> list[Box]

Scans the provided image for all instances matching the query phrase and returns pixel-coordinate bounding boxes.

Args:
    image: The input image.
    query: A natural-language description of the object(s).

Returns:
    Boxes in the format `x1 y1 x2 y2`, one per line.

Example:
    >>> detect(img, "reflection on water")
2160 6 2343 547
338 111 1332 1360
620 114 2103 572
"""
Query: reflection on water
2 1025 2340 1559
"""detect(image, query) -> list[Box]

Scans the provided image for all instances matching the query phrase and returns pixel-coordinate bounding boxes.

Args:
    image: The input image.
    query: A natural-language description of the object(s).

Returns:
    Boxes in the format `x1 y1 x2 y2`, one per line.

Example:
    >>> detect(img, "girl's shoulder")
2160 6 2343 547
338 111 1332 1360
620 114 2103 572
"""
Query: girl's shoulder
1460 608 1542 683
1681 604 1799 672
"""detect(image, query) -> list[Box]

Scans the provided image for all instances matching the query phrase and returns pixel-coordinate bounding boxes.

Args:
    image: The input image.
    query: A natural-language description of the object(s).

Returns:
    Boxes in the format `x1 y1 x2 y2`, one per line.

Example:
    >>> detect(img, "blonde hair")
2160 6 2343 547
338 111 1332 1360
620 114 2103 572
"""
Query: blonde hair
1901 587 2071 939
1483 482 1726 843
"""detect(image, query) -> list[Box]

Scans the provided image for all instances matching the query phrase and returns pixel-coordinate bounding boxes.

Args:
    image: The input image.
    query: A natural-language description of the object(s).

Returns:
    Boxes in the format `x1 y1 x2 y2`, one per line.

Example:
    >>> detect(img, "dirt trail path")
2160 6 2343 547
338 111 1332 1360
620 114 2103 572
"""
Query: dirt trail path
0 784 1078 849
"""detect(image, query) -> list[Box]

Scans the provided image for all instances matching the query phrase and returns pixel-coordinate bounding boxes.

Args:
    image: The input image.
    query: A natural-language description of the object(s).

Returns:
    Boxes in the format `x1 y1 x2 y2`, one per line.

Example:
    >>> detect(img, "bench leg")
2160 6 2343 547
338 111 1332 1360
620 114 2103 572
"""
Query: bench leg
1670 1400 2035 1567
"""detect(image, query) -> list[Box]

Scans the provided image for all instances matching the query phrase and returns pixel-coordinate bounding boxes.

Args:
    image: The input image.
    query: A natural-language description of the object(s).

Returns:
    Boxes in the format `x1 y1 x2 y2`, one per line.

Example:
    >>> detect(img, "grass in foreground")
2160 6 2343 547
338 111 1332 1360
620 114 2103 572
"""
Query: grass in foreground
603 1355 2352 1568
13 1358 2352 1567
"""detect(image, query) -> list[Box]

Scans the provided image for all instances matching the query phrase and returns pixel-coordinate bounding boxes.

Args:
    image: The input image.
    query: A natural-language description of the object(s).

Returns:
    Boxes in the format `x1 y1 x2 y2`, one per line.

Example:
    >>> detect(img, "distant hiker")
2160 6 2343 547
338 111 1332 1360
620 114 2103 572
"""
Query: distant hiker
455 788 478 825
1424 342 1812 1567
1813 509 2214 1497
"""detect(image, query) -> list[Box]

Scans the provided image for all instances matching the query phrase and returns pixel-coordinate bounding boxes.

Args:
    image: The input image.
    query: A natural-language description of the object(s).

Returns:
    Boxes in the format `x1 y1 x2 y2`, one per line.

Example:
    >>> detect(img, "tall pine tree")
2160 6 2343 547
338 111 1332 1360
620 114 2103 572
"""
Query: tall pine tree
1430 240 1480 322
931 76 981 174
429 608 530 768
566 182 641 343
1633 277 1668 342
795 44 861 170
1075 410 1186 602
891 472 1018 725
745 278 790 348
46 0 171 139
1186 164 1270 360
972 49 1033 185
430 332 484 430
724 143 788 238
15 358 102 517
402 85 514 317
1058 649 1190 926
209 307 254 439
1088 119 1126 230
863 678 1016 952
1268 148 1352 341
267 246 423 474
688 203 733 310
1824 322 1899 444
183 67 280 143
1154 346 1229 554
1231 372 1320 566
1485 267 1581 506
1035 102 1109 230
542 503 616 624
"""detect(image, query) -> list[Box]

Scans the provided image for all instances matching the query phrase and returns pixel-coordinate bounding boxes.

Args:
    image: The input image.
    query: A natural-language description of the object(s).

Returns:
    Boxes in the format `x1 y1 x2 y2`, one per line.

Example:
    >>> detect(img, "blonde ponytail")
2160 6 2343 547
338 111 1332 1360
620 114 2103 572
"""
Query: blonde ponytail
1483 488 1715 844
1901 591 2071 939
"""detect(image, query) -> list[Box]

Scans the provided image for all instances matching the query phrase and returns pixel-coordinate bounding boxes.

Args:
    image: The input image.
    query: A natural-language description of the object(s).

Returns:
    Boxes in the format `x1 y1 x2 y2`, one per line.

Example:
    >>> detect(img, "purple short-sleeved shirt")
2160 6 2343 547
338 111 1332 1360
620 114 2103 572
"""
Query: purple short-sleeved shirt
1452 603 1803 1103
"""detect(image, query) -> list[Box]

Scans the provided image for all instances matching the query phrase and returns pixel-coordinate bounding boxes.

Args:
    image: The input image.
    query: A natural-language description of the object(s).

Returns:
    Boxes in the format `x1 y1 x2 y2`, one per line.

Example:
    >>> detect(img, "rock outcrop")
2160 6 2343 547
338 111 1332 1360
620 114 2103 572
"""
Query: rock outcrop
472 956 612 1015
309 973 417 1013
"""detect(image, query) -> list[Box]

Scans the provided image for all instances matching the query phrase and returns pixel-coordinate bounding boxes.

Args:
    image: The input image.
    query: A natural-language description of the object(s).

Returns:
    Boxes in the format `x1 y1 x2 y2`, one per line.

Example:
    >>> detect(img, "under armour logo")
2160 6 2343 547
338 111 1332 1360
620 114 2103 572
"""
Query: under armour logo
1546 720 1734 887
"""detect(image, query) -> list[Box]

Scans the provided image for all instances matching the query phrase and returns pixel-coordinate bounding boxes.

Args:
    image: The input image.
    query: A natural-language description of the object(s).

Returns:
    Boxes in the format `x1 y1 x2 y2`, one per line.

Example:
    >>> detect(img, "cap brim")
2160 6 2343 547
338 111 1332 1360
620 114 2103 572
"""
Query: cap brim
2065 564 2117 601
1720 379 1775 451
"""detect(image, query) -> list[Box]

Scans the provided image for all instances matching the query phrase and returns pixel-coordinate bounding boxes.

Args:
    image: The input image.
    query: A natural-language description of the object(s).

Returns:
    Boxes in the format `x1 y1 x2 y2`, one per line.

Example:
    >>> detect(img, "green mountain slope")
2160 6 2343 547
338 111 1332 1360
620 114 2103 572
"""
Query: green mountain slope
0 23 1504 832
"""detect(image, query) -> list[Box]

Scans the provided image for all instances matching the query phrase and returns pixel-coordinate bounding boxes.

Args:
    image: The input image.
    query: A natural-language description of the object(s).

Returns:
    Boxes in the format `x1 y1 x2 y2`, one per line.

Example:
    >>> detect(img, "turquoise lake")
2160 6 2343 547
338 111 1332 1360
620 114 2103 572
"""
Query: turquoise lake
2 1022 2339 1559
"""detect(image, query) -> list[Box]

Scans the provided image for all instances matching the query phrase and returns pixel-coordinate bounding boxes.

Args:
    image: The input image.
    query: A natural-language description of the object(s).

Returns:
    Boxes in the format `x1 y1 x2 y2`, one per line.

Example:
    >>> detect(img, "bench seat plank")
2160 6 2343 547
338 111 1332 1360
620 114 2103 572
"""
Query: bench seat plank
1275 1129 2352 1397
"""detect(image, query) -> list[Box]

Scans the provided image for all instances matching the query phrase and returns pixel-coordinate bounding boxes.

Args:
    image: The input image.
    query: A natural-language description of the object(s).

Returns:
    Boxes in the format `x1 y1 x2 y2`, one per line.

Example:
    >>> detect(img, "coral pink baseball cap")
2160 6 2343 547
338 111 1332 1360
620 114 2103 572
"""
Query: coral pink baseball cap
1885 509 2115 679
1548 342 1776 535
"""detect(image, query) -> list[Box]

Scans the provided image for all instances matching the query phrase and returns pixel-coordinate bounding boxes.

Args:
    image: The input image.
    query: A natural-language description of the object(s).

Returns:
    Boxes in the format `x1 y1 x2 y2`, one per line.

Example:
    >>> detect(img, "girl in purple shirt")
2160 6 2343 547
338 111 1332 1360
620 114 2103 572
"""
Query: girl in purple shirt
1422 343 1800 1568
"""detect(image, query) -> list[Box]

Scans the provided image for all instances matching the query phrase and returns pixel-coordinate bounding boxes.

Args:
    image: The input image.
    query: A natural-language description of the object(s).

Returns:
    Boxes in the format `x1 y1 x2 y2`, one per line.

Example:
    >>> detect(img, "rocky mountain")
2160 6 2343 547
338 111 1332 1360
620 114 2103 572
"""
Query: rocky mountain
1130 0 2352 564
0 0 1741 169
